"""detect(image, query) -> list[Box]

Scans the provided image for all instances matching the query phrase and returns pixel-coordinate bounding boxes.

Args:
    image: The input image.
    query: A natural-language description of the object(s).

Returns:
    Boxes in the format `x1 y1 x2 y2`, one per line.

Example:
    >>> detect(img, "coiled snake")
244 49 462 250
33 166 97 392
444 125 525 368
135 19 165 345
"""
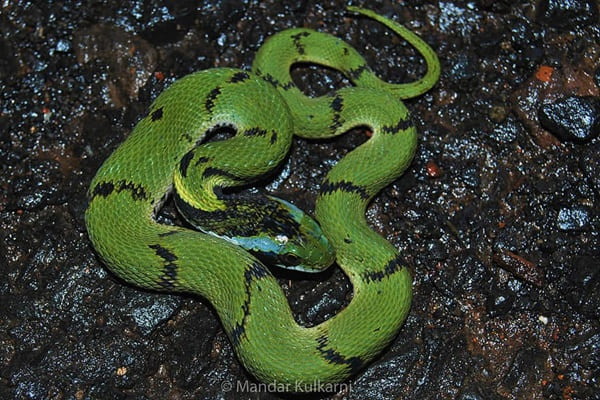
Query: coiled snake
85 7 440 387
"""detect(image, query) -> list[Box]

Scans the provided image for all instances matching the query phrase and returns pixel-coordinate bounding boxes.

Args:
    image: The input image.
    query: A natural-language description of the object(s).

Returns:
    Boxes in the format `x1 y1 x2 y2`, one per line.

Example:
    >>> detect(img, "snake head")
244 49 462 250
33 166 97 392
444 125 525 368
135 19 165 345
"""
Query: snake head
267 196 336 273
226 196 335 273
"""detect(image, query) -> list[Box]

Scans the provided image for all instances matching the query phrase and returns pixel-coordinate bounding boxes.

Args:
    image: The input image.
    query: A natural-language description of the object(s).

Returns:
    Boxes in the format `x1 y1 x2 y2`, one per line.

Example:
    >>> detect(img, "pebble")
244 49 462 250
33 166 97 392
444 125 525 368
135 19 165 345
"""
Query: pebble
556 205 591 231
538 96 600 142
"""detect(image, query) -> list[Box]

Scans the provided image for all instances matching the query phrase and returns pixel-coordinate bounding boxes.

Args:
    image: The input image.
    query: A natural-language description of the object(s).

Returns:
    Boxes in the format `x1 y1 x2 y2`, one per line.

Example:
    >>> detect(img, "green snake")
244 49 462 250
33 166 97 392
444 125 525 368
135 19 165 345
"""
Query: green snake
85 7 440 387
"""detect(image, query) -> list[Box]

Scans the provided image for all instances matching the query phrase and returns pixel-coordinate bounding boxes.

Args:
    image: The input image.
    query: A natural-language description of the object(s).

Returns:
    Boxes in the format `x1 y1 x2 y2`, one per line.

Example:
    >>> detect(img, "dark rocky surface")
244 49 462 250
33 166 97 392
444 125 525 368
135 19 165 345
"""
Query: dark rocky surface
1 1 599 399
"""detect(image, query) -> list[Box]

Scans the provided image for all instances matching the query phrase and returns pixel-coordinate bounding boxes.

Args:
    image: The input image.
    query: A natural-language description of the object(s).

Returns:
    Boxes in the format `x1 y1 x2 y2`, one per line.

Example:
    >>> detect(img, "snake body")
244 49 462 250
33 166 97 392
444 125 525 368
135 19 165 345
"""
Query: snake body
85 7 440 387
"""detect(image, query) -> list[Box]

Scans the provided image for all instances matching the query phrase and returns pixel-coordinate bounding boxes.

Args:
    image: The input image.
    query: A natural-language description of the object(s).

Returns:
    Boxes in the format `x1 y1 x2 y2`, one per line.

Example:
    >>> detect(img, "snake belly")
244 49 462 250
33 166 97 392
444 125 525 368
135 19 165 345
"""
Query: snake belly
85 7 440 388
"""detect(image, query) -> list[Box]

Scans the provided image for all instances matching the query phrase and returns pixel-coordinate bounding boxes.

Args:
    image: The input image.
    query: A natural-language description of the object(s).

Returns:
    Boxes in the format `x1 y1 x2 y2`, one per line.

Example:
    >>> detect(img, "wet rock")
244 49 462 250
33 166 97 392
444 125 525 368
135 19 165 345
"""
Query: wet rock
73 24 157 107
138 1 199 45
536 0 599 29
556 205 591 231
448 52 479 88
473 26 503 57
427 240 448 261
580 145 600 193
486 293 515 318
565 256 600 318
510 62 599 147
128 294 181 335
477 0 515 13
0 39 18 80
538 96 600 142
490 116 520 143
286 268 351 327
461 165 480 188
9 159 67 211
509 18 538 52
501 347 549 398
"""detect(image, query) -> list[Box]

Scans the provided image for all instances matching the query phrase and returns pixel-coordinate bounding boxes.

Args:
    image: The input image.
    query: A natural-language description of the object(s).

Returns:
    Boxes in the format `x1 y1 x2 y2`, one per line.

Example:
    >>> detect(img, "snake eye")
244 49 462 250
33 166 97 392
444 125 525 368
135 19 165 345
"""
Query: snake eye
274 234 289 245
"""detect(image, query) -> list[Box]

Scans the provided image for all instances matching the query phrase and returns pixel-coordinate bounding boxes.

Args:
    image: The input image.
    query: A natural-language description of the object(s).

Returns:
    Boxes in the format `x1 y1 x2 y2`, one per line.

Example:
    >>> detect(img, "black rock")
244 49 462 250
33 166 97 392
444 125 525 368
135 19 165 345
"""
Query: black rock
538 96 600 143
556 205 591 231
